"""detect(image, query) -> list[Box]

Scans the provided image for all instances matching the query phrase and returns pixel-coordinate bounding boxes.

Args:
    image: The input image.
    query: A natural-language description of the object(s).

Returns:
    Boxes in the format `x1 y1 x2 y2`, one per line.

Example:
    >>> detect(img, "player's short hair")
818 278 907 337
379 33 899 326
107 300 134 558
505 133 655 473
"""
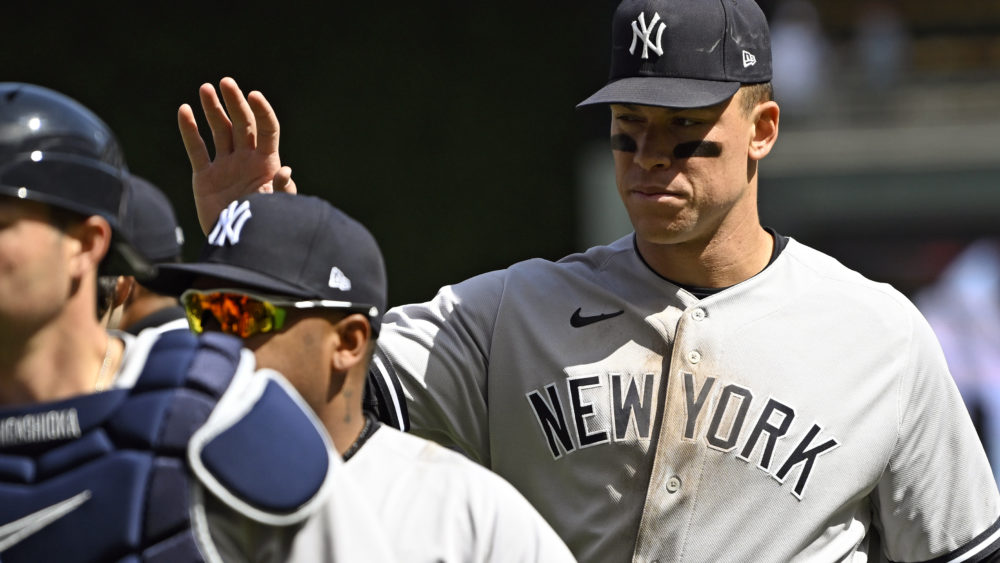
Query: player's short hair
739 82 773 117
97 275 118 319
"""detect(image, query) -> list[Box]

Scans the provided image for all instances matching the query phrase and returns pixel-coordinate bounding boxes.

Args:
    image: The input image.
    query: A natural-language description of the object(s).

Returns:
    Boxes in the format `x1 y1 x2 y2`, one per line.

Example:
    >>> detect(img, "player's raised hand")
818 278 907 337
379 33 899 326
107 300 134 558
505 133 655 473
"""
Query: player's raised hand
178 77 297 234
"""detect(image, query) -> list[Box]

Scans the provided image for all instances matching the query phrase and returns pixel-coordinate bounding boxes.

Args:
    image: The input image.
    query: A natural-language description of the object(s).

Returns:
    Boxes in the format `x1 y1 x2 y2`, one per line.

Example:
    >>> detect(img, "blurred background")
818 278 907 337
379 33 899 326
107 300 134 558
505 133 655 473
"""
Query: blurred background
4 0 1000 481
5 1 996 303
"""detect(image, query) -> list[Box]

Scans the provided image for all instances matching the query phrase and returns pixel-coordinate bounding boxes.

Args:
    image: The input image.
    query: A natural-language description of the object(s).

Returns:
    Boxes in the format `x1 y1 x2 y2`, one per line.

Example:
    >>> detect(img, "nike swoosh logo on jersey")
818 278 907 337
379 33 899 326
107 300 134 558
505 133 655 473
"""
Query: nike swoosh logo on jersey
0 490 92 552
570 308 624 328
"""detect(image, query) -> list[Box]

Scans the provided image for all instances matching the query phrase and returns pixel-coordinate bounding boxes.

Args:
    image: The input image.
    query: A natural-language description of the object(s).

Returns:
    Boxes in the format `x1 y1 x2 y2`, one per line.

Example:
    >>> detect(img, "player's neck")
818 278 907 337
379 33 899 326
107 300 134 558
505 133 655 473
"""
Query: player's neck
0 315 121 406
319 368 368 457
118 295 178 332
637 220 774 289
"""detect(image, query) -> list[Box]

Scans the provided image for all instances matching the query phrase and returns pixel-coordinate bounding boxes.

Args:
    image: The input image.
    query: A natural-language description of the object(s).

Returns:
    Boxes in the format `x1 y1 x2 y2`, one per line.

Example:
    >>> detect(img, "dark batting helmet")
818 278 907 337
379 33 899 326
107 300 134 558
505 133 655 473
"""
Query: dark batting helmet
0 82 153 278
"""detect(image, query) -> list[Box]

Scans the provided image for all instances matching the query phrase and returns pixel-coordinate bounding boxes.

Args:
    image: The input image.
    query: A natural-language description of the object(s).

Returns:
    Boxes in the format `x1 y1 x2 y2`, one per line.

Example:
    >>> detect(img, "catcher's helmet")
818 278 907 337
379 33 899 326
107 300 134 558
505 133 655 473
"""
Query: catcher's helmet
0 82 152 278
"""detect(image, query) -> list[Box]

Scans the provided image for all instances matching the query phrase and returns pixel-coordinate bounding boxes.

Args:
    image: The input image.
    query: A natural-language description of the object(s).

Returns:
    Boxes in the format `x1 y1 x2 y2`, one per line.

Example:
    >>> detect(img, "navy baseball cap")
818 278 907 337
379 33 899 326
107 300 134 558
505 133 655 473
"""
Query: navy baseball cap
123 174 184 263
148 192 387 334
578 0 772 109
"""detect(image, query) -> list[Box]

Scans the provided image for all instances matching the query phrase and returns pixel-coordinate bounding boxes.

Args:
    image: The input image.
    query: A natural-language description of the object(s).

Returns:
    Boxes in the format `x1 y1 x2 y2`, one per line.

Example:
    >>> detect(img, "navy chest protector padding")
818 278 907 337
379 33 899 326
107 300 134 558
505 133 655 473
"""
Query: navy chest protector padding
0 329 332 563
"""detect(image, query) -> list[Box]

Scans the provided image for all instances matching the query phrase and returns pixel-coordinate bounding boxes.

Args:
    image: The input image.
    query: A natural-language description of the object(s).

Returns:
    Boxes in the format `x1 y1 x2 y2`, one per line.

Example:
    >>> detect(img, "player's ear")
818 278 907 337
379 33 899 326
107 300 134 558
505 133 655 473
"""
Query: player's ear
114 276 135 308
329 314 372 373
748 100 779 162
65 215 113 277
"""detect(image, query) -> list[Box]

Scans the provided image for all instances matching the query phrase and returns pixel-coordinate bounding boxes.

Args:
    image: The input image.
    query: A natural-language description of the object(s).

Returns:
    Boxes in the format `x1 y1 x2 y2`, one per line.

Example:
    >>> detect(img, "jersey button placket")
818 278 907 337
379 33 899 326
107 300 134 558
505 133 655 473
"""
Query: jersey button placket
666 475 682 493
687 308 705 365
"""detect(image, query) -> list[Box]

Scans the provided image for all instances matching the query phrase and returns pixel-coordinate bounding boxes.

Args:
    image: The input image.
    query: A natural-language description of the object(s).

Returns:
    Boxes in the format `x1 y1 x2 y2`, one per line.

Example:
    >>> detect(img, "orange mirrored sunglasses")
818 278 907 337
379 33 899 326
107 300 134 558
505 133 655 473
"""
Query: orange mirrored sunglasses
180 288 375 339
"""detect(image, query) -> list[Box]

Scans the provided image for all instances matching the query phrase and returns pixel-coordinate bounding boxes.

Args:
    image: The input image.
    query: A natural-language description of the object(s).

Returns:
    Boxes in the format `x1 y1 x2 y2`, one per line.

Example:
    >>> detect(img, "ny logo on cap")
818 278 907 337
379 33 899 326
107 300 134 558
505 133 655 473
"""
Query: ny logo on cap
208 200 252 247
629 12 666 59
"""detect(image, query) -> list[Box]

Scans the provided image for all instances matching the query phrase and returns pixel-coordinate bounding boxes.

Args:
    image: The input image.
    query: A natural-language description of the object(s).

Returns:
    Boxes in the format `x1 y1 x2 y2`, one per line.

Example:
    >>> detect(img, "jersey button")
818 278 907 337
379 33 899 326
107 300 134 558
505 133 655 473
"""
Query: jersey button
666 476 682 493
687 350 702 364
691 308 706 321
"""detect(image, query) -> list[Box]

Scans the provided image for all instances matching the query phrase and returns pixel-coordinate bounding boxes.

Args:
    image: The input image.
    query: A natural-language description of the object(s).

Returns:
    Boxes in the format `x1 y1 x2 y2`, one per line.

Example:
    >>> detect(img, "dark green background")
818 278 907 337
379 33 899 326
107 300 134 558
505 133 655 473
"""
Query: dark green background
4 3 618 306
7 3 998 303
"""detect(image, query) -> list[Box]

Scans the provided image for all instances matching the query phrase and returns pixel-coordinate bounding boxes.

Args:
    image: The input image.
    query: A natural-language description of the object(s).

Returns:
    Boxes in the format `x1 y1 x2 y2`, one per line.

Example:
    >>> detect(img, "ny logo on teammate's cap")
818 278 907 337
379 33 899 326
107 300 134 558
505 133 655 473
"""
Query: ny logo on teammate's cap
208 200 253 247
629 12 665 59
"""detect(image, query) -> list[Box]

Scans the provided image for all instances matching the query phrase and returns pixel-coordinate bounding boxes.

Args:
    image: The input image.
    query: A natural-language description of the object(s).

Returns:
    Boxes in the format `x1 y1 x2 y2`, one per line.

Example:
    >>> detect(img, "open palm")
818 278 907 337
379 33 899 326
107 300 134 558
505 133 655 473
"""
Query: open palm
178 77 296 233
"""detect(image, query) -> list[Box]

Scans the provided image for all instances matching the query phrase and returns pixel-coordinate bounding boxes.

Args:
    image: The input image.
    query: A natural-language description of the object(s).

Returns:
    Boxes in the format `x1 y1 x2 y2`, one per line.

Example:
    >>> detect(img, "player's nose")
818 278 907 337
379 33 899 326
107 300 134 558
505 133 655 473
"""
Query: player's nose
633 130 673 171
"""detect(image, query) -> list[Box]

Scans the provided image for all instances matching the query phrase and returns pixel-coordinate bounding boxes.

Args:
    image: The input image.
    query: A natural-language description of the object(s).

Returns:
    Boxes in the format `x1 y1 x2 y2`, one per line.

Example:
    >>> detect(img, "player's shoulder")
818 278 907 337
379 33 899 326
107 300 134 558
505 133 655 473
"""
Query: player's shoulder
353 427 523 493
490 234 638 289
435 235 636 307
345 428 576 562
357 425 487 472
781 238 917 313
523 233 634 274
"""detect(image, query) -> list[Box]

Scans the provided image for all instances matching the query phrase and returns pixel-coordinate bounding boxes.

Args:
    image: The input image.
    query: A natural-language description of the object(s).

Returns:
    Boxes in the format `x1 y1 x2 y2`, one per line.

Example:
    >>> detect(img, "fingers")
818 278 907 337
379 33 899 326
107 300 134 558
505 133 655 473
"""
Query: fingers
248 90 280 156
273 166 297 194
218 77 256 152
177 104 211 172
199 82 233 156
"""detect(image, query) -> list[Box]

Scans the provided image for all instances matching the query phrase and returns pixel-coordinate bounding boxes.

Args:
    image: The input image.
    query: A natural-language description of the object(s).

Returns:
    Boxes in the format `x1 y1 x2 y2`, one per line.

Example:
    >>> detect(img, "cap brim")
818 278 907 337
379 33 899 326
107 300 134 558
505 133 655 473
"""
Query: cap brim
577 77 740 109
145 262 318 300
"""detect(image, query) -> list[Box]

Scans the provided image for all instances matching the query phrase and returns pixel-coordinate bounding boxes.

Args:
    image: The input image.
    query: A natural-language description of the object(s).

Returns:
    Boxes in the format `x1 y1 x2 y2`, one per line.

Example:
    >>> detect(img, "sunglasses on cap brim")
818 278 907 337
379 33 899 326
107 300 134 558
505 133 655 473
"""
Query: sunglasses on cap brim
180 288 378 339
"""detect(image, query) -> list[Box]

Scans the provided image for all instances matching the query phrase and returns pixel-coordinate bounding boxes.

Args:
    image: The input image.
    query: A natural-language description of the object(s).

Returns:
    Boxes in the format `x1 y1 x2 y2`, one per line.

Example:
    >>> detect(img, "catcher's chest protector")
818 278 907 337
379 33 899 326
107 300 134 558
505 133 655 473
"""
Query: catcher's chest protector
0 329 332 562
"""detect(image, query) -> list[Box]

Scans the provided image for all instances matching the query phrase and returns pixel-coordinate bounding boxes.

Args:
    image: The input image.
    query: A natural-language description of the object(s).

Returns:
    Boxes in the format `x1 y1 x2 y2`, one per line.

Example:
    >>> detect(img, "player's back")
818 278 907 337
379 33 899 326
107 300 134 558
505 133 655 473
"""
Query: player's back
316 424 576 563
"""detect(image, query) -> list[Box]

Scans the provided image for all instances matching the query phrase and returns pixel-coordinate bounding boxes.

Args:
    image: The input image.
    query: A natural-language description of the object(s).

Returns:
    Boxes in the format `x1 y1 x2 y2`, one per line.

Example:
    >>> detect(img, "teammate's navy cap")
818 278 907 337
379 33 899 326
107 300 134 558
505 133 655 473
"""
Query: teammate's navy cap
578 0 772 109
148 192 388 334
123 174 184 263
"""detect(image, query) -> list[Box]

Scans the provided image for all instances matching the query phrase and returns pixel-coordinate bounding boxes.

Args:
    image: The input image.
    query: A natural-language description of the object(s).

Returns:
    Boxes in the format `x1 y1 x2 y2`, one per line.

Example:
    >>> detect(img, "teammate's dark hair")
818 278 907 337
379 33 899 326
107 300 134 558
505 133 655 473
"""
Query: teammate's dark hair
739 82 773 116
97 275 118 320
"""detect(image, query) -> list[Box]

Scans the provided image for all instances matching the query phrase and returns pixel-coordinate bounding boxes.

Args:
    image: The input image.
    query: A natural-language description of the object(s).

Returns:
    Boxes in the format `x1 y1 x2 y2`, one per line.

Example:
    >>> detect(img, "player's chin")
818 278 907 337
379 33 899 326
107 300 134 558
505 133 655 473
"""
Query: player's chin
632 224 697 247
626 208 693 242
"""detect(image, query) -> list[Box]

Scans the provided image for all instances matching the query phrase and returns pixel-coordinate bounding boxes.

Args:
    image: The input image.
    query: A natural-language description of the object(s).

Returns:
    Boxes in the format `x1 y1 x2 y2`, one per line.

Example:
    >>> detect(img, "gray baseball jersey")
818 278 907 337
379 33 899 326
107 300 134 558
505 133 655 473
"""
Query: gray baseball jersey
370 234 1000 562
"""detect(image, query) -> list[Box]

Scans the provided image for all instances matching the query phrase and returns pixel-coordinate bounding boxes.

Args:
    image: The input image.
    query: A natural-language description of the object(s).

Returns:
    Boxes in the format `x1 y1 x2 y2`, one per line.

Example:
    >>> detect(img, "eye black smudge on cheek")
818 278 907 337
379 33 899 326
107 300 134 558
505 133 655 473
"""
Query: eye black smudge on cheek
610 133 637 153
673 140 723 159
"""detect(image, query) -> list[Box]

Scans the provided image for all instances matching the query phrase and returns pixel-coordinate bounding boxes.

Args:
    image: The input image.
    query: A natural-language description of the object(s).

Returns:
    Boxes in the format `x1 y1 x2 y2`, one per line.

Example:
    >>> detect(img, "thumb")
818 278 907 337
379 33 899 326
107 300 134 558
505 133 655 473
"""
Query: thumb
273 166 298 195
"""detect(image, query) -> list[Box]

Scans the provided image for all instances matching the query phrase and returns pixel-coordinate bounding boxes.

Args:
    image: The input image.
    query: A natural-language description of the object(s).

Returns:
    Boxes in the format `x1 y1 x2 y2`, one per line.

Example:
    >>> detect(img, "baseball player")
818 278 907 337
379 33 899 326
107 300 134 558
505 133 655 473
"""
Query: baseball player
101 173 189 334
0 83 391 562
146 187 575 561
180 2 1000 561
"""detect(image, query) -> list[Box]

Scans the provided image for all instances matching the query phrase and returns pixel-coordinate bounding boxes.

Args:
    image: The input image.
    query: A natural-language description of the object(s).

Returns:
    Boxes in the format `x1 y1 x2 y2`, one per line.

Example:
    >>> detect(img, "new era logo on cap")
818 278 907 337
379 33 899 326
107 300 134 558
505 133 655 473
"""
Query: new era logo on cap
328 267 352 291
742 50 757 68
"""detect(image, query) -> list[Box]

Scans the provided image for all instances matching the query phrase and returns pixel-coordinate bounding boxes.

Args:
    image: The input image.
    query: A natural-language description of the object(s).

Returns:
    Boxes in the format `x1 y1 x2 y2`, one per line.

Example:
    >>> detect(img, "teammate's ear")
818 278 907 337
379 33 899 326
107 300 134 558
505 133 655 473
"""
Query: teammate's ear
66 215 113 277
748 100 779 162
330 314 372 373
114 276 135 308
